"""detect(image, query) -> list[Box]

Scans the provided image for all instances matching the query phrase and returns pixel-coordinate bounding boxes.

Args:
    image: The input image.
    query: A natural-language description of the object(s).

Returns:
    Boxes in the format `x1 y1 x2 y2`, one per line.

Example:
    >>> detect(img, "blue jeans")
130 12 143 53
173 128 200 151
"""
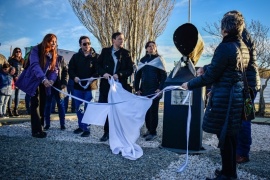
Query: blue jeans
236 92 257 157
73 89 92 131
64 84 75 113
236 121 251 157
44 89 65 127
8 88 20 110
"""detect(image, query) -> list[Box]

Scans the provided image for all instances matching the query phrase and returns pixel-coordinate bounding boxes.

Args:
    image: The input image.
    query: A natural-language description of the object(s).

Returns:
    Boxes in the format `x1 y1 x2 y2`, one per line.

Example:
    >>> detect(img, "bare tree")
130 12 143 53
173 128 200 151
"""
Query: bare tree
69 0 175 63
203 20 270 116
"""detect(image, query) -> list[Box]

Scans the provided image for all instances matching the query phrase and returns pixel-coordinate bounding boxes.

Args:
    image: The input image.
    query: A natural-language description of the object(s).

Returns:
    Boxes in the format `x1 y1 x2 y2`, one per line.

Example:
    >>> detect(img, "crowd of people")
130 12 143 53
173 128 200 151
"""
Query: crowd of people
0 10 260 179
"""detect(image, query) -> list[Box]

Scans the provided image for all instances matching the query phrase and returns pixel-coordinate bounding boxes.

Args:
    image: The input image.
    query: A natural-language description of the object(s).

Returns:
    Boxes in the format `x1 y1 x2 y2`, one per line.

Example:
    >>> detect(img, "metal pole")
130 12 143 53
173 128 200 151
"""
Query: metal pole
188 0 191 23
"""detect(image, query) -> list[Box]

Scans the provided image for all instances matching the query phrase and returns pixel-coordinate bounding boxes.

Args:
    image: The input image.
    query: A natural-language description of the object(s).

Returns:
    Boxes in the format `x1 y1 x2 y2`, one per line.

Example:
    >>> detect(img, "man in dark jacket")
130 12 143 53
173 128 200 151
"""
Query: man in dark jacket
68 36 99 137
44 54 68 130
97 32 133 141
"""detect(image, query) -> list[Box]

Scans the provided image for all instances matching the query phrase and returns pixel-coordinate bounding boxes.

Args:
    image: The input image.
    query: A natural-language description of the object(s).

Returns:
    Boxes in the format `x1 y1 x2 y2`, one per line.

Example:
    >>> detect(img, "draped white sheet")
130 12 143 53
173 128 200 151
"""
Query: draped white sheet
82 78 152 160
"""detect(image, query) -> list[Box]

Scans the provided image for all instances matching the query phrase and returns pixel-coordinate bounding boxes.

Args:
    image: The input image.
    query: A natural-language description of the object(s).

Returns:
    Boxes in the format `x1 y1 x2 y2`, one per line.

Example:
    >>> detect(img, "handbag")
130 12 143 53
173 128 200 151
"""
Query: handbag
236 43 256 121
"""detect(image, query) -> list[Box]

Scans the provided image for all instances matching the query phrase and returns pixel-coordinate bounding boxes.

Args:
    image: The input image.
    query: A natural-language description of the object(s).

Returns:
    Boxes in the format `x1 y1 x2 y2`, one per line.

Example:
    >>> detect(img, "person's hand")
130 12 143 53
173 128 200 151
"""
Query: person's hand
48 80 54 86
155 89 161 96
74 77 80 83
207 91 212 97
181 82 188 90
43 79 51 87
113 74 118 80
196 67 204 76
103 73 111 79
61 85 66 89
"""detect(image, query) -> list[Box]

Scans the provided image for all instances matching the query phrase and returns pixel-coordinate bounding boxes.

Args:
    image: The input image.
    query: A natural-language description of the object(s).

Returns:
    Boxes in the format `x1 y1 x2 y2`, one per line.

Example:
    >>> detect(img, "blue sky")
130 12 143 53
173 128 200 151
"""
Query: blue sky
0 0 269 71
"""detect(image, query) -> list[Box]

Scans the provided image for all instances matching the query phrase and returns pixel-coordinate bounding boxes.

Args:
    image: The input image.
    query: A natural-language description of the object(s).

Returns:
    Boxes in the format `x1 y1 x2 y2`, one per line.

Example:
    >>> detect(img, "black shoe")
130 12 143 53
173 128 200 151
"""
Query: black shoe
44 125 50 131
81 131 90 137
8 109 13 117
61 125 66 130
73 128 83 134
100 132 109 142
13 110 20 116
142 131 150 138
32 131 47 138
145 134 157 141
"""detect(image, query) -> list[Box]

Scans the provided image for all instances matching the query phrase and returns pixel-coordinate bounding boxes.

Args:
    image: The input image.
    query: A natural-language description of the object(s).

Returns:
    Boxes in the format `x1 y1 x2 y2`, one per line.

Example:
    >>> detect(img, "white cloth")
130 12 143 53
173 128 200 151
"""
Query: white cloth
82 78 152 160
137 56 166 72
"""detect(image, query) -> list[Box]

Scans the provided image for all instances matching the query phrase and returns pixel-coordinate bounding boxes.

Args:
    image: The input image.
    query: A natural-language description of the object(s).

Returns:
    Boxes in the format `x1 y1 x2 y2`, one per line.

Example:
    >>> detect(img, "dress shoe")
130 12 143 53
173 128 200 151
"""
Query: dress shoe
81 131 90 137
142 131 150 138
236 155 249 164
100 132 109 142
32 131 47 138
8 109 13 117
145 134 157 141
60 125 66 130
44 125 50 131
13 110 20 116
73 128 83 134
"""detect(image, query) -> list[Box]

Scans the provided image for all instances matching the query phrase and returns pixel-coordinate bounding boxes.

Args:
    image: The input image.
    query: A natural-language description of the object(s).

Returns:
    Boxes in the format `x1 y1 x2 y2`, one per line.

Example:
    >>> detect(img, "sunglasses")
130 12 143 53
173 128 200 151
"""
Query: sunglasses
82 42 90 46
16 51 21 53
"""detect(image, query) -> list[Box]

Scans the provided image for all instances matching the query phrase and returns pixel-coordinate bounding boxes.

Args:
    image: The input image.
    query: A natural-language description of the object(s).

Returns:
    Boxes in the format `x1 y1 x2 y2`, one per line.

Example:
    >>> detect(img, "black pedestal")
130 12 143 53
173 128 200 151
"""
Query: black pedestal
161 66 205 151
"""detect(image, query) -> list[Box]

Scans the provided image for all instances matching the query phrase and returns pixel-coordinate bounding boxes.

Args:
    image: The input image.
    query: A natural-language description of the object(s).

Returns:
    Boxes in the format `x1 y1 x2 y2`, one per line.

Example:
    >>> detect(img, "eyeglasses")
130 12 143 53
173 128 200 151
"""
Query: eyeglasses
82 42 90 46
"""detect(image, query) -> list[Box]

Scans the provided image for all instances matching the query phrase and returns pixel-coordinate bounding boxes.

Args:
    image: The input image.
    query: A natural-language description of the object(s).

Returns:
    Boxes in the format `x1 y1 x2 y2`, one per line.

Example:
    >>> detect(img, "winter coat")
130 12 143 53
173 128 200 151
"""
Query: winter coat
54 55 68 89
68 48 98 91
134 54 167 98
97 46 133 94
242 29 261 92
8 57 24 79
187 35 250 136
0 70 13 96
15 45 58 96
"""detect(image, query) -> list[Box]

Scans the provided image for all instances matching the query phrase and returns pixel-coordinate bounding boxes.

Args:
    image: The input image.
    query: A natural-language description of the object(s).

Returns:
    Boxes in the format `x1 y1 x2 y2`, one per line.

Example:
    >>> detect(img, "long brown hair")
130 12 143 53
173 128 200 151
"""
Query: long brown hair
10 47 24 63
39 33 57 70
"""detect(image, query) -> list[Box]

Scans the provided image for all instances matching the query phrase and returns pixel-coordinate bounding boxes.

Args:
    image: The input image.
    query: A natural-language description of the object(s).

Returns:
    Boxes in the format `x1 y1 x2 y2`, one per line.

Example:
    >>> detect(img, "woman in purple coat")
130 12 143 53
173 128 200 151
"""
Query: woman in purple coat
16 34 58 138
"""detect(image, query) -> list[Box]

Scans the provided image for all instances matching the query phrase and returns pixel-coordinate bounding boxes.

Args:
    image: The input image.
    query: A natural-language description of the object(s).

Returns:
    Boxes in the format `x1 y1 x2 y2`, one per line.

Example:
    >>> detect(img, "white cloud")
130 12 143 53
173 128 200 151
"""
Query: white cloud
0 38 32 58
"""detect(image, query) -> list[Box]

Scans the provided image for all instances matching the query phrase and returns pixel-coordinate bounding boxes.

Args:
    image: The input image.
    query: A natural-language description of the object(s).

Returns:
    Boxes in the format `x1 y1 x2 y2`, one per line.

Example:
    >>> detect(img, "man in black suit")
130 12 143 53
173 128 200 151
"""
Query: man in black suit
97 32 133 141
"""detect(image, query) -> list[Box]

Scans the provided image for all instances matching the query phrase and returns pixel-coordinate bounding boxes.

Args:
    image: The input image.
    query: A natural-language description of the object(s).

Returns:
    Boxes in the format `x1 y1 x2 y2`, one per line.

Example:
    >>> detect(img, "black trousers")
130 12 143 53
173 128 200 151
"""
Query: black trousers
145 98 160 135
218 134 238 178
30 84 46 134
98 91 109 133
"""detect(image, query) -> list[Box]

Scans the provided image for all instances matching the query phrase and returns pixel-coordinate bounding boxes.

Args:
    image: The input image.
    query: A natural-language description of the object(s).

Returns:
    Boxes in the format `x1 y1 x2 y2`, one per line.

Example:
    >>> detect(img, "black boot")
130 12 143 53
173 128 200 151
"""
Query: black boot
8 108 13 117
13 109 20 116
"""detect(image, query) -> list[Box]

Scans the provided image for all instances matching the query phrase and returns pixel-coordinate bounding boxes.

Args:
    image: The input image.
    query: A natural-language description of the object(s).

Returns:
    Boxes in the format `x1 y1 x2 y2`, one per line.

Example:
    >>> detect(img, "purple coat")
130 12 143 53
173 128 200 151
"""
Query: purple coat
15 45 58 96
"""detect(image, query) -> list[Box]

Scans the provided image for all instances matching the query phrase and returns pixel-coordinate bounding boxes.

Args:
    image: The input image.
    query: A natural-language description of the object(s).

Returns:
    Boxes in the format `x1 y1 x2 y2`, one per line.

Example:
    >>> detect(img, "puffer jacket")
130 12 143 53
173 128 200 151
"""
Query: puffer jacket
134 54 167 98
242 29 261 92
187 35 250 136
0 70 13 95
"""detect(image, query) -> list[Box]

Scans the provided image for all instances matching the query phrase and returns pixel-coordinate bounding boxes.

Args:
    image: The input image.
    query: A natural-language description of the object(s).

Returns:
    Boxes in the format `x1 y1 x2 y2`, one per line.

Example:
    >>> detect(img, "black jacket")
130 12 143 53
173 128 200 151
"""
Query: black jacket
68 48 98 91
8 57 24 79
54 55 68 89
188 35 250 136
97 46 133 94
134 54 167 97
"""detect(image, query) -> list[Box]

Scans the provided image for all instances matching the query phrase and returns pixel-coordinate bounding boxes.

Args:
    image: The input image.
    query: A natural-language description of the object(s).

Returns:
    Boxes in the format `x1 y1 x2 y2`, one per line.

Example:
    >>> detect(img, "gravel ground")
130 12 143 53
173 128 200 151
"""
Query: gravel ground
0 117 269 180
